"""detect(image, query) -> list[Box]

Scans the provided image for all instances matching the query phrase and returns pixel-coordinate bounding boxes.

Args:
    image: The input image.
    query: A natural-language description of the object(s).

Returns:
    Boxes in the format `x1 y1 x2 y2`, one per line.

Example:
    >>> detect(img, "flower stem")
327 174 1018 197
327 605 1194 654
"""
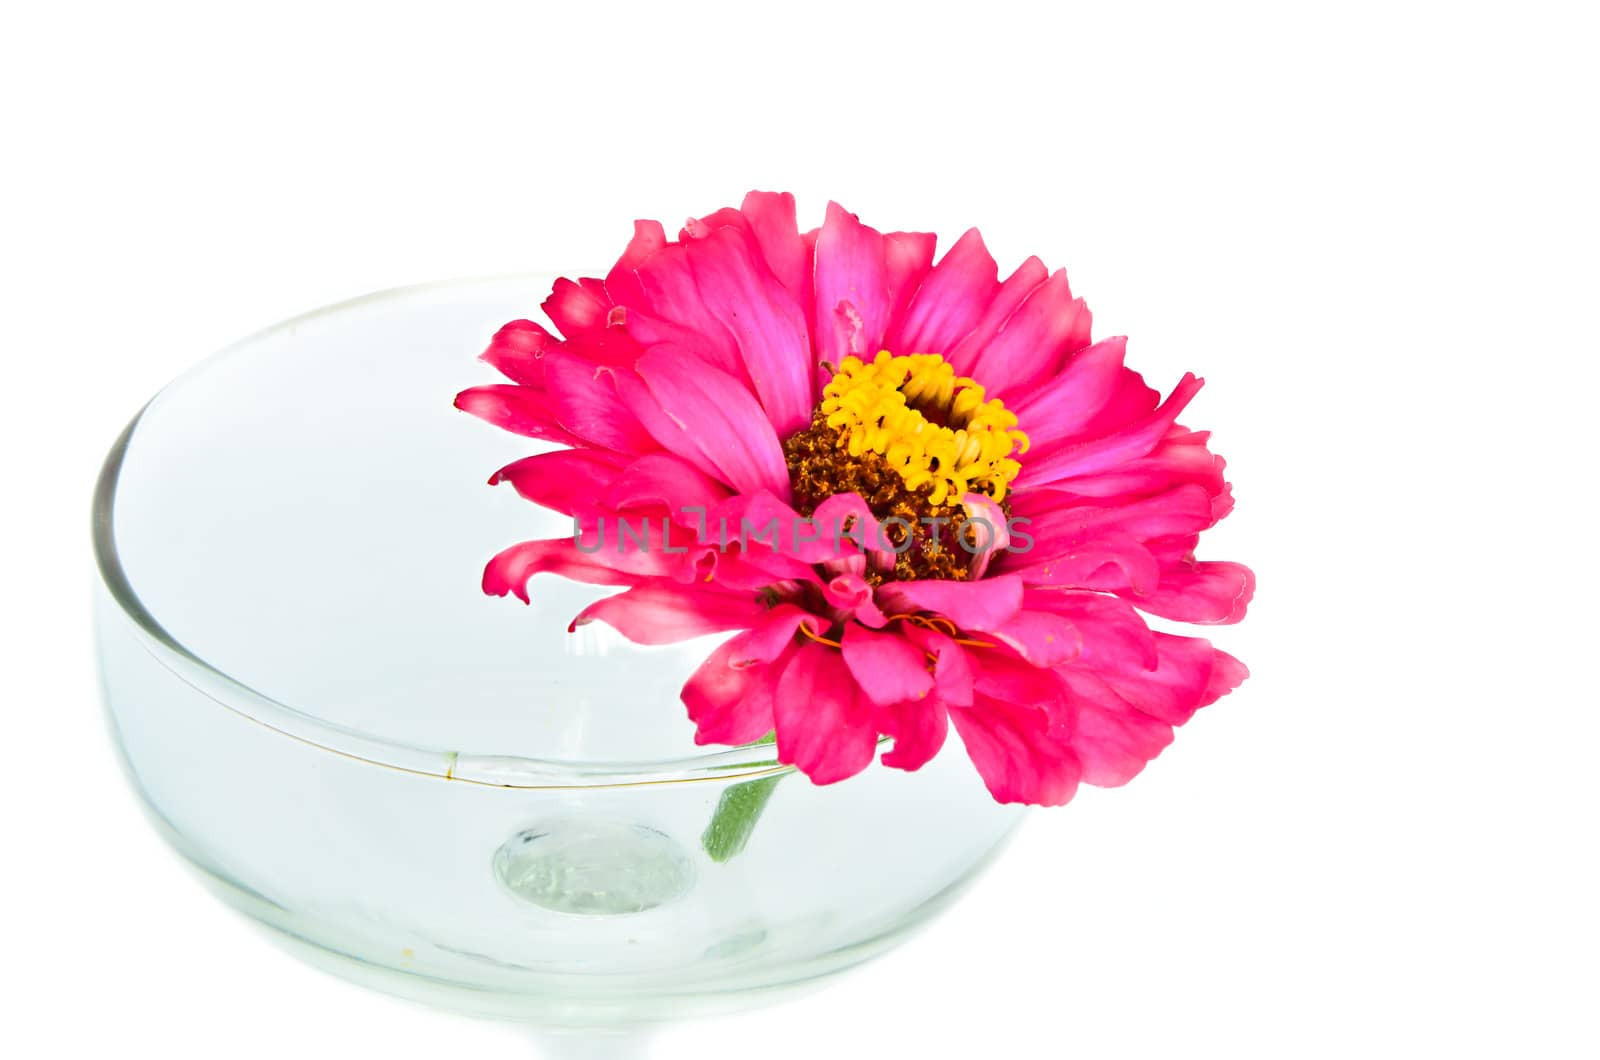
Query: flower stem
701 773 783 863
701 732 785 863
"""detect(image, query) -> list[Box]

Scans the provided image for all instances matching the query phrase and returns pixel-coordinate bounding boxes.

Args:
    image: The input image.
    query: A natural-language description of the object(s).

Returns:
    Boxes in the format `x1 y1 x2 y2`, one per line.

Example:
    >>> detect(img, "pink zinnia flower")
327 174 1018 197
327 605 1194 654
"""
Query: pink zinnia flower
457 192 1253 805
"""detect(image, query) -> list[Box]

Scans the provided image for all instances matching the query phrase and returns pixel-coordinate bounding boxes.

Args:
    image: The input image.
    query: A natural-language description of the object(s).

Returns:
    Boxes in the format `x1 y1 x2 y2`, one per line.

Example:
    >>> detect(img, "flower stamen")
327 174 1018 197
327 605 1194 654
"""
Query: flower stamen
797 623 844 648
819 351 1028 505
784 352 1026 584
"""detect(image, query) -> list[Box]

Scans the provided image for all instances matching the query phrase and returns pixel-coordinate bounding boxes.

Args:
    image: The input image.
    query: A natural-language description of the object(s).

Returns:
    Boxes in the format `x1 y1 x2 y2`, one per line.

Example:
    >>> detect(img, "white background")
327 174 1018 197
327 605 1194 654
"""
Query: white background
4 2 1597 1056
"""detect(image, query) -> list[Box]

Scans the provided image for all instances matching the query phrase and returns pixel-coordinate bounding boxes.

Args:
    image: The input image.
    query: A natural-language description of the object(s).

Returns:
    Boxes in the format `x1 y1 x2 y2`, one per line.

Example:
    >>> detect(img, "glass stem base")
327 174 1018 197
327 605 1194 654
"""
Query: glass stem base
528 1029 653 1059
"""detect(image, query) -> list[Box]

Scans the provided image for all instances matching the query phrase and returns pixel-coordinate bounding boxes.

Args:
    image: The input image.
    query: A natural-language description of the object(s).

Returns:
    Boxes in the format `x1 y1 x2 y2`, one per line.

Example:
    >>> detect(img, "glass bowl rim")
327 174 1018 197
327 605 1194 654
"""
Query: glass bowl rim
91 274 802 790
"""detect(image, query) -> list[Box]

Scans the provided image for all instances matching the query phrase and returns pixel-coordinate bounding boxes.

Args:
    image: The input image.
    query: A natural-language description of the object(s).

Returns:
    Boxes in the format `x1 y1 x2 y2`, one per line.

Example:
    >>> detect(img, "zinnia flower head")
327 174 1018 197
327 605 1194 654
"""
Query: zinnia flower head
457 192 1254 805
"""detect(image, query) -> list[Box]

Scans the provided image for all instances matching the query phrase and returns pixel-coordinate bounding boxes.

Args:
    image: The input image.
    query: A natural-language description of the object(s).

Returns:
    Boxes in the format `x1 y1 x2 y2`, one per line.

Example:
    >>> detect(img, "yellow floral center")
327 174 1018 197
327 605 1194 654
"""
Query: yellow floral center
818 351 1028 504
781 352 1027 584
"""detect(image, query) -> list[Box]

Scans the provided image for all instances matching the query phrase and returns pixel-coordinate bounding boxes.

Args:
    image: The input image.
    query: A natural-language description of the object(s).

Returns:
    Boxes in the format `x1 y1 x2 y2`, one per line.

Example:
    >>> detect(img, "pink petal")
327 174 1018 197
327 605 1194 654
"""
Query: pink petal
876 574 1025 632
1002 532 1162 595
989 609 1082 666
682 498 827 593
454 384 581 447
540 351 658 452
1010 484 1218 557
480 319 557 385
542 277 610 337
1046 428 1229 504
698 545 818 592
1010 337 1137 452
809 491 894 569
813 201 890 378
967 270 1092 398
482 537 664 602
875 695 949 772
774 644 880 785
947 256 1051 378
703 490 889 568
960 492 1011 580
886 228 999 355
1097 632 1247 725
603 452 731 523
1208 649 1250 700
685 225 814 435
1003 486 1217 595
841 622 935 706
683 207 747 240
740 191 812 312
559 318 644 368
883 230 937 323
970 648 1068 706
1136 560 1255 625
611 301 743 378
1021 373 1205 486
569 583 769 645
601 219 668 308
822 572 890 627
684 650 785 747
625 347 790 497
950 696 1082 806
742 602 824 660
489 449 631 514
1026 588 1158 671
627 242 746 379
1068 368 1166 442
681 604 816 746
902 625 976 707
700 491 811 557
1059 671 1175 787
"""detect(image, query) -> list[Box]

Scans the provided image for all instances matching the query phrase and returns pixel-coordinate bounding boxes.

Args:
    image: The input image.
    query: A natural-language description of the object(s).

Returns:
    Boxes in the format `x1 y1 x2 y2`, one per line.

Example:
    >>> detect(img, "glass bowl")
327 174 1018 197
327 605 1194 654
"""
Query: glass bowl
92 275 1024 1037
